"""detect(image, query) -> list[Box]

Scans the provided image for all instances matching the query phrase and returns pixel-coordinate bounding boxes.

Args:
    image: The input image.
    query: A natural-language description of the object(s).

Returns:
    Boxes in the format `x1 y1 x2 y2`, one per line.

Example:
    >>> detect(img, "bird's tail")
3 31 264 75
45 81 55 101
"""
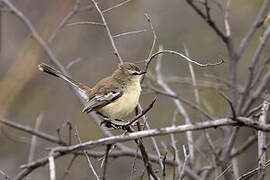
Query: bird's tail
38 63 92 101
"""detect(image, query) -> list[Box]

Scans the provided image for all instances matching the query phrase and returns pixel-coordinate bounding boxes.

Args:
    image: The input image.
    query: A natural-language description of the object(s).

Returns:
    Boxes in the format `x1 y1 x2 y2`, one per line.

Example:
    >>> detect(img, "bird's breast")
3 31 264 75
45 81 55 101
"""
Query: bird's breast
98 81 141 119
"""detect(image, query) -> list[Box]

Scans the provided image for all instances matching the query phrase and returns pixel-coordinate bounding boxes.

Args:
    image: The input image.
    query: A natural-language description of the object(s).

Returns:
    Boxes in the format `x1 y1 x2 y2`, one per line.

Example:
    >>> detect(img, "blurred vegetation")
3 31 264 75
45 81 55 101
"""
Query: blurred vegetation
0 0 268 179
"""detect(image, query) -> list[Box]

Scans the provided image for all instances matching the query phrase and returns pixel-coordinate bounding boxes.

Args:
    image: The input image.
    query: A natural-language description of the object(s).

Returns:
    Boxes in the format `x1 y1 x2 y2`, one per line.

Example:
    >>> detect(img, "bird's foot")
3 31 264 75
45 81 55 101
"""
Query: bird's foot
100 118 125 129
100 118 137 130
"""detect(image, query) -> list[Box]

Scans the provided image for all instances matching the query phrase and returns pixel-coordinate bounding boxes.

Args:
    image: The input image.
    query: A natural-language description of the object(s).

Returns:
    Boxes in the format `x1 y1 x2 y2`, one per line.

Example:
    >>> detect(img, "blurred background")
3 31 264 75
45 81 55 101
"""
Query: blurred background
0 0 268 179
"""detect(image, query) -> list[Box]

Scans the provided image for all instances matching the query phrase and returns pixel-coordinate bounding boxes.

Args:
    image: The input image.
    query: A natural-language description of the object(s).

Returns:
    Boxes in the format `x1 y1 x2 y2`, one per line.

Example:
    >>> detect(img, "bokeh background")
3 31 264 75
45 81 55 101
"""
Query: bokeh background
0 0 268 179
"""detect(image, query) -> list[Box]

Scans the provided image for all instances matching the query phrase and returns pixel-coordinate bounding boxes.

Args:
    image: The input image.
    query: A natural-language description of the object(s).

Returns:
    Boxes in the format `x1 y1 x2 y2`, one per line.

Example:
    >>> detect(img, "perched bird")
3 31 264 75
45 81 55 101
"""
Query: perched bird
38 62 146 120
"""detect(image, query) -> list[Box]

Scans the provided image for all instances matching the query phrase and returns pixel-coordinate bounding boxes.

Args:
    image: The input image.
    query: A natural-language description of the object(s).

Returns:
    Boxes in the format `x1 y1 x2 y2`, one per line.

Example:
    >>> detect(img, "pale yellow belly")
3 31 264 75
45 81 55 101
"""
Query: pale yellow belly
98 84 141 119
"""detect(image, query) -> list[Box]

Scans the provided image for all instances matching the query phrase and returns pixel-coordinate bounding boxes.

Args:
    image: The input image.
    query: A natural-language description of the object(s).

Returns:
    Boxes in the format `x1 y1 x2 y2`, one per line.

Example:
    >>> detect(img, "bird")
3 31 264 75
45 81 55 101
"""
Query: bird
38 62 146 121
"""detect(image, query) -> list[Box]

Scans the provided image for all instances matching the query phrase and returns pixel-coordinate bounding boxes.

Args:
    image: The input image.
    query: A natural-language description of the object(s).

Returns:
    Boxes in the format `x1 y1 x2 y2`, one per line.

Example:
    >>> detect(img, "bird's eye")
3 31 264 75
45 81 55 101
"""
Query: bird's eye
132 72 139 75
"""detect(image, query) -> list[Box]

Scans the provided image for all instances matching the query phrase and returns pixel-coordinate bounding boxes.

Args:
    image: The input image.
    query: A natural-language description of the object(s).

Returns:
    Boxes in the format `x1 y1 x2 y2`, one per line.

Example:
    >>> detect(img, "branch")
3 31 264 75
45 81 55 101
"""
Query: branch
186 0 228 43
74 127 100 179
27 113 43 179
257 99 270 179
0 118 67 146
52 117 270 154
237 0 270 57
237 24 270 114
146 50 224 71
102 0 134 13
156 50 194 165
67 21 105 27
237 160 270 180
48 0 81 43
145 85 214 120
90 0 123 63
0 170 10 180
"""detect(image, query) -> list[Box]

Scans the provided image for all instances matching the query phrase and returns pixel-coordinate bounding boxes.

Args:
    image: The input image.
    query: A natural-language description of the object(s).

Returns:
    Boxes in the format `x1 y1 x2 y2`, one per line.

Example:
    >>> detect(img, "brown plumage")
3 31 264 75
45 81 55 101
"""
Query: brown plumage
38 62 146 119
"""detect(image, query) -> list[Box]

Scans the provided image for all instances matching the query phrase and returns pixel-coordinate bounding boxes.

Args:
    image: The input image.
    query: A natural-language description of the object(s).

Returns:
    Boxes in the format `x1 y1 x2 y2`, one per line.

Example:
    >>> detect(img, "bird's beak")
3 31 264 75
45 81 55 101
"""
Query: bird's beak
138 71 147 75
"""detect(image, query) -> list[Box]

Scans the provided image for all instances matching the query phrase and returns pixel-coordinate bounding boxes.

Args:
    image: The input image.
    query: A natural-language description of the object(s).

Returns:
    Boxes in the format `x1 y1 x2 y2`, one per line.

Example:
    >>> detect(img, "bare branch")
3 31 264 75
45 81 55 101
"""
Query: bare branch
113 29 147 38
186 0 228 43
224 0 231 37
238 25 270 114
214 164 232 180
237 0 270 57
67 21 105 27
48 0 81 43
49 151 56 180
145 14 157 62
52 117 270 156
257 99 270 179
147 50 224 71
0 170 10 180
60 155 78 180
90 0 123 63
102 144 112 180
74 127 100 180
170 111 184 179
144 85 214 120
179 145 190 180
156 48 194 166
27 113 43 180
237 160 270 180
185 45 216 164
102 0 134 13
0 118 67 146
129 149 138 180
66 58 82 70
230 135 256 159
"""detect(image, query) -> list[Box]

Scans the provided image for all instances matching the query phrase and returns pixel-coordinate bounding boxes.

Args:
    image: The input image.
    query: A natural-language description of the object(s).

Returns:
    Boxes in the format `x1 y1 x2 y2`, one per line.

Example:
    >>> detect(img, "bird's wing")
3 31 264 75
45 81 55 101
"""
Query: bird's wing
82 91 123 113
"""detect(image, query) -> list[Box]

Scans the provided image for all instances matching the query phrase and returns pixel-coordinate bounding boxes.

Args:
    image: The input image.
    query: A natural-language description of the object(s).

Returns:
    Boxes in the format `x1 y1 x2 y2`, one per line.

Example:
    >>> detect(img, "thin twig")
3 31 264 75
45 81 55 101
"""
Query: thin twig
67 21 105 27
170 110 183 179
66 58 82 70
237 0 270 57
162 152 167 179
224 0 231 37
90 0 123 63
230 135 257 159
129 149 138 180
0 118 67 146
0 170 11 180
60 155 78 180
27 113 43 180
186 0 228 43
156 48 195 168
102 0 134 13
48 0 81 43
113 29 147 38
179 145 190 180
237 160 270 180
171 145 176 180
141 13 157 83
147 49 224 72
144 85 214 120
102 144 112 180
185 45 215 164
214 164 232 180
237 24 270 114
125 125 159 180
145 14 156 63
74 127 100 180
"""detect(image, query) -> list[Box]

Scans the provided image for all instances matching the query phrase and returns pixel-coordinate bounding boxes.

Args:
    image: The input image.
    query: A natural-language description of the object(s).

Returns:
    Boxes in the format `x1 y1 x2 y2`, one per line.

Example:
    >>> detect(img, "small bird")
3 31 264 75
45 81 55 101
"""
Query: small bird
38 62 146 120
